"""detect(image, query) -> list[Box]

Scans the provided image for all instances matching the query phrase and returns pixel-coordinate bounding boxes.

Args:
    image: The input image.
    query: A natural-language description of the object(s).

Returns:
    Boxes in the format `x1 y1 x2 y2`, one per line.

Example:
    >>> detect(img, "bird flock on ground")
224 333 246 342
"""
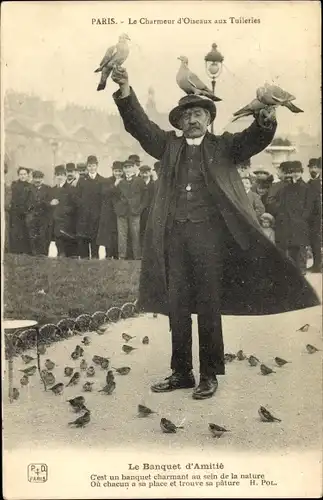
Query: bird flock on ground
10 316 321 439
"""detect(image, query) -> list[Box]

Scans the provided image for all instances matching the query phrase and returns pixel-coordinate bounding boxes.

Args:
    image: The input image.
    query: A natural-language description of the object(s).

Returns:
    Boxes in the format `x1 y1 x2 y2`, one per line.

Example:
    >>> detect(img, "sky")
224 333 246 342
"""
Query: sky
2 1 321 136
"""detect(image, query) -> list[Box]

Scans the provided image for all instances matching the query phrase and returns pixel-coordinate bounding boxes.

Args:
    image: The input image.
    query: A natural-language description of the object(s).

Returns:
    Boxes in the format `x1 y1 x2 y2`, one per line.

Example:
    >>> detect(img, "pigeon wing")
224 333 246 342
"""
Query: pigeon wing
98 45 117 69
188 71 211 92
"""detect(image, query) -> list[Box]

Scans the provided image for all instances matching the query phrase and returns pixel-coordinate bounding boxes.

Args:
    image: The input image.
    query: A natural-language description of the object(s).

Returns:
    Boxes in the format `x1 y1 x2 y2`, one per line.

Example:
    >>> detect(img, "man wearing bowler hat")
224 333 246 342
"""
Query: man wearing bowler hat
110 66 319 400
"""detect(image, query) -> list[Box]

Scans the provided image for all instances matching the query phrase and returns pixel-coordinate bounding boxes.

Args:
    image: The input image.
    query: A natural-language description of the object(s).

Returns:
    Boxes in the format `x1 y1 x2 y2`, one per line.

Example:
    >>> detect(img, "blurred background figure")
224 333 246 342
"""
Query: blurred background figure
66 163 79 187
241 173 265 220
50 164 78 258
307 157 322 272
267 161 314 275
76 155 105 259
259 212 275 244
8 166 31 255
76 162 87 181
236 158 251 178
97 160 123 259
112 160 147 260
139 164 156 246
128 154 141 177
251 174 274 210
25 170 52 256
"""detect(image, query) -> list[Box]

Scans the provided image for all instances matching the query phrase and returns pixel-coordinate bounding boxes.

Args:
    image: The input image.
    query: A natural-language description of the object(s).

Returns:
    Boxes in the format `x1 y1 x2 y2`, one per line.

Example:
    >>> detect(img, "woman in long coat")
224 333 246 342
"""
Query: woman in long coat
113 86 319 317
9 167 31 254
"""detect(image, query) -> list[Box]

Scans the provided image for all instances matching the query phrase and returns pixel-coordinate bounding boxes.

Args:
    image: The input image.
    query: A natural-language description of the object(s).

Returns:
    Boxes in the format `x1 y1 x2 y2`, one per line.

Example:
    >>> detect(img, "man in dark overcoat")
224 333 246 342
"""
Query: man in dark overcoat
139 164 156 246
9 166 32 255
25 170 52 256
50 165 78 257
111 67 319 400
97 160 123 259
75 155 105 259
267 161 314 274
307 157 322 273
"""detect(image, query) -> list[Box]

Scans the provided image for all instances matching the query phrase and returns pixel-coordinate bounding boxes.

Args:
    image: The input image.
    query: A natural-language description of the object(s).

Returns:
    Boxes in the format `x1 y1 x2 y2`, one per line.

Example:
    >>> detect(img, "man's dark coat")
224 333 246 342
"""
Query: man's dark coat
114 89 319 316
9 180 31 254
75 174 105 240
96 176 118 257
50 182 77 239
267 179 315 248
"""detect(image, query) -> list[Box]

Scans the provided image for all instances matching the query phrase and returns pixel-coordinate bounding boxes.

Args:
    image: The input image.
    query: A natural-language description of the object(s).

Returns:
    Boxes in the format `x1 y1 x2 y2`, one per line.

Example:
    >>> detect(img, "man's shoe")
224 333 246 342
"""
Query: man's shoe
192 375 218 400
151 371 195 393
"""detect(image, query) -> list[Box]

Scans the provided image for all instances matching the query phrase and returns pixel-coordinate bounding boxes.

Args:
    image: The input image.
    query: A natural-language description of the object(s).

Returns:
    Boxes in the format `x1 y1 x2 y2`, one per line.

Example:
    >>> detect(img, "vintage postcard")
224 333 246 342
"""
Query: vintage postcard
1 1 322 498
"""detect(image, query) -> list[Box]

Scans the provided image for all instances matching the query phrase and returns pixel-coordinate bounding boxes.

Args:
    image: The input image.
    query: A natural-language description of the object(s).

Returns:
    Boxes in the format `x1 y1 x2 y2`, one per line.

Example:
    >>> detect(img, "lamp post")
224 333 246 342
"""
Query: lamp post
205 43 224 134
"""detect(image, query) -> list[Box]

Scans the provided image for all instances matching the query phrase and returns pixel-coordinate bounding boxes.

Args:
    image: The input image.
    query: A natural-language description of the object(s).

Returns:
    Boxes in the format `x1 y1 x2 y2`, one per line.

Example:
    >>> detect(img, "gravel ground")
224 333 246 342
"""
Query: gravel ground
3 274 322 454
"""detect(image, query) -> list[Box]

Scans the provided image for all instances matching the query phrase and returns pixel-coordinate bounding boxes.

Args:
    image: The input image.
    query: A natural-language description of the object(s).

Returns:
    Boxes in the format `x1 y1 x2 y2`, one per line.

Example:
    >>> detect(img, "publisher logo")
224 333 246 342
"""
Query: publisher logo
28 463 48 483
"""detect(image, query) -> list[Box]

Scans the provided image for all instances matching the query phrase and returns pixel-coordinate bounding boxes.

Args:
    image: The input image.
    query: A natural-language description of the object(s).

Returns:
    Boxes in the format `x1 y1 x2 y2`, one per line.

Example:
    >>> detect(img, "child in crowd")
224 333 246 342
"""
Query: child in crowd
241 174 265 220
259 213 275 244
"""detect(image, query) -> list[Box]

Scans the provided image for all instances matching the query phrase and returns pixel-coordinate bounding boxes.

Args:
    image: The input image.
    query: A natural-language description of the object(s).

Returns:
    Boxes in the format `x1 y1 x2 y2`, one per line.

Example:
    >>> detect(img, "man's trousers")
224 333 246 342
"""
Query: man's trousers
167 219 229 377
117 215 141 260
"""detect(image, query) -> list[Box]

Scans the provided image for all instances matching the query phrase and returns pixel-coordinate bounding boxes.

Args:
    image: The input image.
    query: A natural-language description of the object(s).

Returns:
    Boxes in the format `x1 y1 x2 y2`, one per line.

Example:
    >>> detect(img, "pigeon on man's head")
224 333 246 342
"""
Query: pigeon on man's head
95 34 130 91
176 56 221 102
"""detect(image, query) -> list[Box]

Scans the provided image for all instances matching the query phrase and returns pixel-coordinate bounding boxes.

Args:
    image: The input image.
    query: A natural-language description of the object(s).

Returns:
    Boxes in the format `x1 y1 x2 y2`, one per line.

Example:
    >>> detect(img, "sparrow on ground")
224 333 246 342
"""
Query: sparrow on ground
297 324 310 332
19 365 37 376
122 344 137 354
83 382 94 392
274 356 291 367
105 370 115 384
122 333 136 342
208 424 230 438
81 336 91 346
248 355 260 367
138 404 156 417
86 366 95 377
142 336 149 345
64 367 74 377
112 366 131 375
260 364 276 375
160 417 184 434
224 353 236 363
45 359 55 371
75 345 84 357
43 372 56 386
21 354 35 364
176 55 222 102
80 359 88 371
258 406 281 422
236 350 246 361
67 396 85 408
66 372 80 387
50 383 64 395
68 410 91 428
306 344 320 354
99 380 116 395
20 375 29 386
100 358 110 369
92 355 105 365
12 388 20 400
71 351 80 360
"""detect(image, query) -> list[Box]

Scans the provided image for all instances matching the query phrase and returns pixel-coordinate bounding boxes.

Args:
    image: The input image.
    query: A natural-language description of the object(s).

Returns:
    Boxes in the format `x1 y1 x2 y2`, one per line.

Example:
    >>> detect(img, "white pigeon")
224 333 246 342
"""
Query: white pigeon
176 56 221 102
95 34 130 91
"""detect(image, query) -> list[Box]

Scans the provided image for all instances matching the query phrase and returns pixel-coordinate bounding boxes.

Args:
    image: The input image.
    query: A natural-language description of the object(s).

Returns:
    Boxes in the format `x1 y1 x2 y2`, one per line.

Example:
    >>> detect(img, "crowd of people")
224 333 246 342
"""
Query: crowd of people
237 156 322 274
5 154 160 260
4 152 321 274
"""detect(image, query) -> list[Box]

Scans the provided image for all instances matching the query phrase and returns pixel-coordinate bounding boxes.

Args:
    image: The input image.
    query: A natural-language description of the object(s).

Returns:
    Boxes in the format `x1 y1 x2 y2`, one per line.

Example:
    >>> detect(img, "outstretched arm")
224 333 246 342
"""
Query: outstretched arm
112 67 168 159
223 108 277 165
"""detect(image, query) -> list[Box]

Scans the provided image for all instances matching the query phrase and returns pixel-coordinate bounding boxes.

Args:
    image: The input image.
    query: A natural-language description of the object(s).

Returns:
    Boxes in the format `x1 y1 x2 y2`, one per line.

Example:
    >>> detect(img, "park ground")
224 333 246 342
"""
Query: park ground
2 254 322 457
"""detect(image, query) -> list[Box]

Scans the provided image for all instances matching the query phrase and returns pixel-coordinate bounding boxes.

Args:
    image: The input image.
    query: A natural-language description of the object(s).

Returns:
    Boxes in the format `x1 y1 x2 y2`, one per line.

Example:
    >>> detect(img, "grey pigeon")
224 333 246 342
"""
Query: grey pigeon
176 56 221 102
257 83 303 112
95 34 130 91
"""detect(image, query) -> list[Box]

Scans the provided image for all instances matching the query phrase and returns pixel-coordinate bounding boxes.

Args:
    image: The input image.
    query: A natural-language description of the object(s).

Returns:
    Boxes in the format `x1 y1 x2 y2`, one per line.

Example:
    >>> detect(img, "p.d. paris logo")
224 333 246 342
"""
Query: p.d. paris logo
28 463 48 483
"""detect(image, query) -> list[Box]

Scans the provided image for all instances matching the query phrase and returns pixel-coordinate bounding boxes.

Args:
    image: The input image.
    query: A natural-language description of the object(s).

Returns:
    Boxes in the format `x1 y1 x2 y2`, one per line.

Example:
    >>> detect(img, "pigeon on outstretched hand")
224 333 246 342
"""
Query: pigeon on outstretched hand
257 83 303 112
176 56 222 102
95 34 130 91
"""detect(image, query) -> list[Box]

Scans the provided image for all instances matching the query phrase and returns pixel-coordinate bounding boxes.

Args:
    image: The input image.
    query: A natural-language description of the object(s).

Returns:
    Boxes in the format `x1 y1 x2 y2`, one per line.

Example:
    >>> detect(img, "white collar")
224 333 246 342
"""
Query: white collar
185 135 205 146
88 173 97 179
